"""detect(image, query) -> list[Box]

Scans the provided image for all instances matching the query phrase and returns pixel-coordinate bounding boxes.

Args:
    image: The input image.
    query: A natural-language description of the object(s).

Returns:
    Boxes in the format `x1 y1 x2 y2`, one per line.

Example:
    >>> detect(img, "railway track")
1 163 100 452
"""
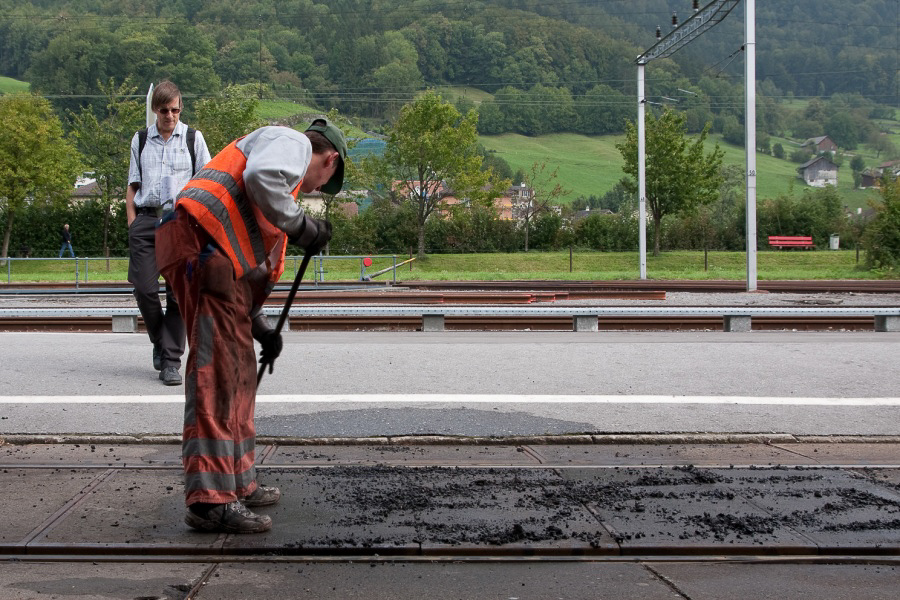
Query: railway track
3 449 900 564
1 280 895 331
2 279 899 294
0 314 881 332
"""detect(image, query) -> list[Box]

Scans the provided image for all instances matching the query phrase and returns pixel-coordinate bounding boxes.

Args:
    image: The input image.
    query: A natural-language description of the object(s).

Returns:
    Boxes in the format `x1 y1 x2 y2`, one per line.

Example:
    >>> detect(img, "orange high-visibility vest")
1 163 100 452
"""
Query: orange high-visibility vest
176 139 300 284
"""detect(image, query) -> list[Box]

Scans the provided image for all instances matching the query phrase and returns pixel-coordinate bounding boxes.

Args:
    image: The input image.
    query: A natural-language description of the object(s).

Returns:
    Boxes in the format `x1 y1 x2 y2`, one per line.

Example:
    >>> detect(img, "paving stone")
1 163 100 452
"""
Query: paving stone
265 444 540 466
202 561 679 600
777 443 900 466
735 467 900 550
223 468 421 553
225 466 616 554
0 444 181 466
0 561 207 600
529 444 804 467
562 467 817 553
649 562 900 600
853 468 900 489
0 469 98 545
32 469 222 552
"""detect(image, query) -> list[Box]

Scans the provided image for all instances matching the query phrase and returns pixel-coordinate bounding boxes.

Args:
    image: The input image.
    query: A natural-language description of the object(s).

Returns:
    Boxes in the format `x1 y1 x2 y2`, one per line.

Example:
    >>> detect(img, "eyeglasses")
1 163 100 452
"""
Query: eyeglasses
157 107 181 115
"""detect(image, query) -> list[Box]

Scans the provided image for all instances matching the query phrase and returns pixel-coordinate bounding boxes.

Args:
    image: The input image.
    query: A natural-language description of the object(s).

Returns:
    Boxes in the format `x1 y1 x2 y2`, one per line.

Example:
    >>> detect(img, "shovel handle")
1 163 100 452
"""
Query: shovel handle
256 250 314 387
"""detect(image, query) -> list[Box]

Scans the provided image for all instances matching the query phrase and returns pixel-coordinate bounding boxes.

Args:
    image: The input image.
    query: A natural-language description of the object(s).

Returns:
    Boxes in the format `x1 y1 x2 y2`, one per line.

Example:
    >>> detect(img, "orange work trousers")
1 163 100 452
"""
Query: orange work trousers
156 209 260 506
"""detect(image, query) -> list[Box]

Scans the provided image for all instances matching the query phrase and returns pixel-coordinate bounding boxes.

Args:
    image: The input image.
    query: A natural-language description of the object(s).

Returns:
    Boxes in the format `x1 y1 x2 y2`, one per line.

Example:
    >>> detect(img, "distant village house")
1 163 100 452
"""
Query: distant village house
858 169 880 189
801 135 838 154
301 191 360 218
392 180 532 221
797 155 838 187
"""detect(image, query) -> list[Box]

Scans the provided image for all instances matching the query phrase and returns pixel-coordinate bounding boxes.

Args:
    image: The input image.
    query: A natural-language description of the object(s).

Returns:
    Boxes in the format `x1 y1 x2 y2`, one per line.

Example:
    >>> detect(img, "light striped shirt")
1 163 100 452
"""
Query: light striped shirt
127 121 211 209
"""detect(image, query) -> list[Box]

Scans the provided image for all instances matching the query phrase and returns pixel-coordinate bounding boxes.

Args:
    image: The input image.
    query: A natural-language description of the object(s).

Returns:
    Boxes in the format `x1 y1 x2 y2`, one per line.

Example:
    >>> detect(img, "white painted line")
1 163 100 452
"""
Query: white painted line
1 395 899 406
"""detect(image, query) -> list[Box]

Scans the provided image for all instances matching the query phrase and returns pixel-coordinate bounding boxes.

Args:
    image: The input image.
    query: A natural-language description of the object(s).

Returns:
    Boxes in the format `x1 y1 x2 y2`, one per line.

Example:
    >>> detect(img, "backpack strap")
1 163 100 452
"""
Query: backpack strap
186 127 197 174
137 128 148 182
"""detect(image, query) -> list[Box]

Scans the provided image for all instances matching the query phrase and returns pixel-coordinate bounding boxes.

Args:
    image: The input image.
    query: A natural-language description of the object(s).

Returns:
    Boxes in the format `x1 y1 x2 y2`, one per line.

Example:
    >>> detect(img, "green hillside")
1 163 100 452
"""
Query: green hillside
0 76 29 94
479 133 625 201
481 131 880 211
0 72 885 213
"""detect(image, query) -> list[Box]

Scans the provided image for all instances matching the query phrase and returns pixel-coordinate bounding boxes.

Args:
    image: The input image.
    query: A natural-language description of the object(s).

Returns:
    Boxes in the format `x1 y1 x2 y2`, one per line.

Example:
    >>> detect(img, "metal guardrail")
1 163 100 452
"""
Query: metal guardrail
2 305 898 333
2 256 130 286
3 255 405 285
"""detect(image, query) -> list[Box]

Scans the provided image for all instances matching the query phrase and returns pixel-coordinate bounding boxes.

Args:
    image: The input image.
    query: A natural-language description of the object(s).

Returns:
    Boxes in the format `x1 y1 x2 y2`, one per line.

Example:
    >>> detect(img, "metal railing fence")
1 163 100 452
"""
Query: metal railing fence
2 255 404 286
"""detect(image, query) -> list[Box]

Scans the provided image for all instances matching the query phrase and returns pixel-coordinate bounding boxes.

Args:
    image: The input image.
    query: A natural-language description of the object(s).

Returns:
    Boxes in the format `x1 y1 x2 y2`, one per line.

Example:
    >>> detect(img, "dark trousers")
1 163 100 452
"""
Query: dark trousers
128 213 185 370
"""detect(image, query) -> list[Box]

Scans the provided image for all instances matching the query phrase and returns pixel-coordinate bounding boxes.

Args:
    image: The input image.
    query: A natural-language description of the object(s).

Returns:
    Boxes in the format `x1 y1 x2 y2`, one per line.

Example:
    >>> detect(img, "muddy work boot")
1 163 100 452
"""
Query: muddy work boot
241 485 281 508
185 501 272 534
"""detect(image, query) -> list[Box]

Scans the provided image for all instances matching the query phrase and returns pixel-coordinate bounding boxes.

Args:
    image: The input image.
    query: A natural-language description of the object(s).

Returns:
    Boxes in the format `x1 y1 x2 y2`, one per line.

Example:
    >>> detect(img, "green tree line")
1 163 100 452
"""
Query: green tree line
1 0 895 137
0 181 882 261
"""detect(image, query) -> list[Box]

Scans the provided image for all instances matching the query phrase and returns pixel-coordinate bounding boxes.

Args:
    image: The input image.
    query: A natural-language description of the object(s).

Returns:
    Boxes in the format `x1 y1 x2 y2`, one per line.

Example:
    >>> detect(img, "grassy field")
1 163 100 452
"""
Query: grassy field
438 85 495 105
2 250 881 284
479 130 881 211
0 76 29 94
256 99 319 121
256 99 373 138
479 132 627 201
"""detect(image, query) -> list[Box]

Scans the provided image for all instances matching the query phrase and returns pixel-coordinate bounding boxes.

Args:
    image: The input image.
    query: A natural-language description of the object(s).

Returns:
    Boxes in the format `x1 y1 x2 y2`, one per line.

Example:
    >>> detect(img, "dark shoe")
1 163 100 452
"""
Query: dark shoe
241 485 281 507
152 344 162 371
159 366 182 386
185 501 272 534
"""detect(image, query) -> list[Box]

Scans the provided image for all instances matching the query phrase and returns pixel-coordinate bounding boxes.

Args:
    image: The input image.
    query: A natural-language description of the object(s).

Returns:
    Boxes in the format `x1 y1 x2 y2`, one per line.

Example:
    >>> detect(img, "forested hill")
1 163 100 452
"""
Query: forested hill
0 0 896 125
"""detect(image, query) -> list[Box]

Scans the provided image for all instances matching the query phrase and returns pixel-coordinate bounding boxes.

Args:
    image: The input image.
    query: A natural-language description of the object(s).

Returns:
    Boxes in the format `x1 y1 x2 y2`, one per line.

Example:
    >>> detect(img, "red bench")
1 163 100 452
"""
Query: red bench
768 235 814 249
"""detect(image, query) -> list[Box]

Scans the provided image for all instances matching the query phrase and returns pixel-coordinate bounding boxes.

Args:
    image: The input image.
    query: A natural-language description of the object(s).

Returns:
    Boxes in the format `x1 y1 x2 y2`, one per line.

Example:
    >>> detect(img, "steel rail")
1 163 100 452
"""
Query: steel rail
1 552 899 564
0 314 881 332
0 314 881 331
2 279 898 294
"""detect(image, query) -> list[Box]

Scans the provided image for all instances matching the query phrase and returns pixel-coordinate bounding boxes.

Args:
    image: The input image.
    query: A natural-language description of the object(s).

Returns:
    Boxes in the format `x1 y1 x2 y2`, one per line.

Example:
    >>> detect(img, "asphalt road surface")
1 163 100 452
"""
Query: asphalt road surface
1 330 898 439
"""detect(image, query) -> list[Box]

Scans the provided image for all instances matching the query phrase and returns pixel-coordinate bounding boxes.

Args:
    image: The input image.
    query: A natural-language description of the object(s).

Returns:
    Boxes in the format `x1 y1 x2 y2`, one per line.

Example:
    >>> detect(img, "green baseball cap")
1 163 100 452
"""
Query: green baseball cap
305 118 347 195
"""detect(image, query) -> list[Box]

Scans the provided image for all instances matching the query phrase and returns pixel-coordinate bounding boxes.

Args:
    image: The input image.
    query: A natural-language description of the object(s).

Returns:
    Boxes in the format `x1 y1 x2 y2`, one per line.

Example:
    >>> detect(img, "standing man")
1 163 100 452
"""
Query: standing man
58 224 74 258
126 81 211 386
156 119 344 533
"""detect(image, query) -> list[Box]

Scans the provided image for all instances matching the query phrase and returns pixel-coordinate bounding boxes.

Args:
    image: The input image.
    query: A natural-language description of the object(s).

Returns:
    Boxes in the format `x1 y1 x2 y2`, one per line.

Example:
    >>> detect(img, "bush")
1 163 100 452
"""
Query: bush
864 177 900 272
756 187 846 247
528 212 564 251
574 213 638 251
723 117 744 146
773 143 785 159
425 205 520 253
1 200 128 257
790 148 813 163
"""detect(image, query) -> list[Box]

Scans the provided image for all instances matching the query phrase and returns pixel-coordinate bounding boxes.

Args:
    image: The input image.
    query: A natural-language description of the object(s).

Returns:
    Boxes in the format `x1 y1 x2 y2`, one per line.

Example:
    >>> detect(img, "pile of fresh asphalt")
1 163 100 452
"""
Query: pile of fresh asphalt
262 456 900 549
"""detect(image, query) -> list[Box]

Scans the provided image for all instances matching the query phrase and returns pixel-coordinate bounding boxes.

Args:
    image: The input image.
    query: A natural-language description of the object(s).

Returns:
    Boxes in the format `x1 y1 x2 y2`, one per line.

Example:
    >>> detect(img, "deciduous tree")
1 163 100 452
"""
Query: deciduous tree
192 85 264 155
0 94 82 261
69 79 144 260
518 161 568 252
864 175 900 272
381 90 503 258
617 108 725 256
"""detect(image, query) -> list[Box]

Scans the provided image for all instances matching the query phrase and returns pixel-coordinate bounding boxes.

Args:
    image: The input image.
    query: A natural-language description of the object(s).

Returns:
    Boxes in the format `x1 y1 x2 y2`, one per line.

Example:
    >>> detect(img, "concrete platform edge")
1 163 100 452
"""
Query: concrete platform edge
5 433 900 446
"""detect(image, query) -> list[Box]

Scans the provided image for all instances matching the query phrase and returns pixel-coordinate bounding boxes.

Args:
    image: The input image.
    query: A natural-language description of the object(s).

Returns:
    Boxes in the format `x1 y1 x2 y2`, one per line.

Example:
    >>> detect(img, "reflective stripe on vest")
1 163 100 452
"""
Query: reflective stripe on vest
176 140 295 282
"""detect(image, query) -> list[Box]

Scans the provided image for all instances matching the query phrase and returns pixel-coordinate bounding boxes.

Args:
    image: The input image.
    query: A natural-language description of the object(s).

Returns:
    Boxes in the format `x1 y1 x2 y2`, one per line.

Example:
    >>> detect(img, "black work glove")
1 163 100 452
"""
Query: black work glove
257 329 283 375
290 217 333 255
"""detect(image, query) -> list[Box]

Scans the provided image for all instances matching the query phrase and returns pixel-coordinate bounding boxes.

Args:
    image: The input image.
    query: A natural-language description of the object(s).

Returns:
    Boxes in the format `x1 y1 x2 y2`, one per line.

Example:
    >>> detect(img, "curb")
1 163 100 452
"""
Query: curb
4 433 900 446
